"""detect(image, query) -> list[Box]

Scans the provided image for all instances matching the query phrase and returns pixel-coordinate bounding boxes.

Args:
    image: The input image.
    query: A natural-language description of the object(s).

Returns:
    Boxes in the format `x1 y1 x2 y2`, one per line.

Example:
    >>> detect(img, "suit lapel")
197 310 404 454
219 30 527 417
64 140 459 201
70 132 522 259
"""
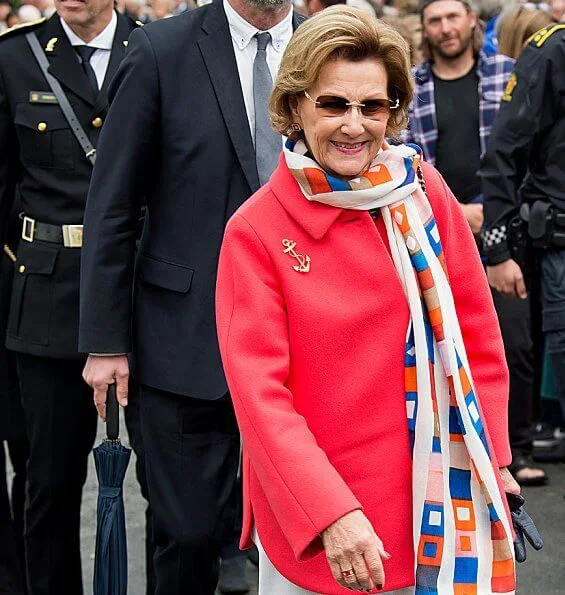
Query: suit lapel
94 12 131 114
198 2 259 192
37 14 96 106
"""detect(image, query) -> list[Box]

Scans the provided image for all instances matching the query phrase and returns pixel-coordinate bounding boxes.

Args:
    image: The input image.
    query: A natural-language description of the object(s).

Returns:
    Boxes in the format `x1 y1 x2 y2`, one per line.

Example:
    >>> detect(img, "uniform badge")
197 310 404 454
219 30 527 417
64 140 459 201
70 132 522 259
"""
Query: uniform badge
29 91 58 104
45 37 58 52
502 73 517 103
282 239 311 273
123 40 128 47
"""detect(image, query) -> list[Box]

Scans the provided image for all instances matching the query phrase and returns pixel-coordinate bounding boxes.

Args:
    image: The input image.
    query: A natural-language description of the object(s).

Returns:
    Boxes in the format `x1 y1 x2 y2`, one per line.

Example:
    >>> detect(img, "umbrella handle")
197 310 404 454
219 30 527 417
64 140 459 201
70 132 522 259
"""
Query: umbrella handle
106 383 119 441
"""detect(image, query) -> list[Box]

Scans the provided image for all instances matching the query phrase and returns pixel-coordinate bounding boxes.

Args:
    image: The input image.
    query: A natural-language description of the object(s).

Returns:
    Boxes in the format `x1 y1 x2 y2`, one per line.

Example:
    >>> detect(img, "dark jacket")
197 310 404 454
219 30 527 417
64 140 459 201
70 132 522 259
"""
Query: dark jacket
79 3 305 397
0 12 139 357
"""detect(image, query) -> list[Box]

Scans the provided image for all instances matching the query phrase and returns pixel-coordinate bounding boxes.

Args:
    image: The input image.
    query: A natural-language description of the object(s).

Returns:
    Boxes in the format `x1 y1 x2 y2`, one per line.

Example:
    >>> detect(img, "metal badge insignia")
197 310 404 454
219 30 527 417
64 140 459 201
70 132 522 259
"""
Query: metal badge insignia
282 239 311 273
45 37 58 52
123 41 128 47
29 91 58 104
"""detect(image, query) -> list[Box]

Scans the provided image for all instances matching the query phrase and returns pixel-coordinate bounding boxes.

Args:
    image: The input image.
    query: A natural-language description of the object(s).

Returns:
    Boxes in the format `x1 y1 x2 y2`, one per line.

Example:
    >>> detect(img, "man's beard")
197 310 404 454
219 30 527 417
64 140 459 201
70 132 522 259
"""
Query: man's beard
431 34 472 61
244 0 290 9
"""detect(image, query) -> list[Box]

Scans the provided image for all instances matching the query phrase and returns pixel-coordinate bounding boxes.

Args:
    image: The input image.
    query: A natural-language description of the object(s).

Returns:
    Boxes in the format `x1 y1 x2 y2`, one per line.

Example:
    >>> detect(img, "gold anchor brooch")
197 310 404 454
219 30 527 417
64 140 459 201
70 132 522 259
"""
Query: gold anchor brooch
282 239 311 273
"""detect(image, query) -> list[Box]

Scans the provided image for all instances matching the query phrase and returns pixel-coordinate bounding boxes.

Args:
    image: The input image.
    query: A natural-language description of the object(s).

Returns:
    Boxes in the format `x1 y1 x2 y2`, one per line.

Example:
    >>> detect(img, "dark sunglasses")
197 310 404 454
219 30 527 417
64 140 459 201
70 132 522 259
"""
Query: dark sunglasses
304 90 400 118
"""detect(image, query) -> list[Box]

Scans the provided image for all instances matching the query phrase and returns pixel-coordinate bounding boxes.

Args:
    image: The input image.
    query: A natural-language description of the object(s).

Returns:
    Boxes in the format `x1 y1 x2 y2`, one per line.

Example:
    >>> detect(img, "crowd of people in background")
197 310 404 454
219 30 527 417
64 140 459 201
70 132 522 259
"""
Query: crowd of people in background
2 1 565 53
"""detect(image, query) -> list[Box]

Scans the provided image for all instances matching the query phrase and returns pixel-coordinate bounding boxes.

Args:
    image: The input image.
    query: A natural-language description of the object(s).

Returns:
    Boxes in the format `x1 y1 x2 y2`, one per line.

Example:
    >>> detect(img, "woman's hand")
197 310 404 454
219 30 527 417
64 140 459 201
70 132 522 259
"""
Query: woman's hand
500 466 521 496
321 510 390 592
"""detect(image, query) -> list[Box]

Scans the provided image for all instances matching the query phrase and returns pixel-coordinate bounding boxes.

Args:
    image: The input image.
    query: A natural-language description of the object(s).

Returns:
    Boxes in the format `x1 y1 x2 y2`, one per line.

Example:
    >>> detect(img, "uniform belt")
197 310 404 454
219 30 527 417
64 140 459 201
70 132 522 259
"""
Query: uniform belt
21 216 83 248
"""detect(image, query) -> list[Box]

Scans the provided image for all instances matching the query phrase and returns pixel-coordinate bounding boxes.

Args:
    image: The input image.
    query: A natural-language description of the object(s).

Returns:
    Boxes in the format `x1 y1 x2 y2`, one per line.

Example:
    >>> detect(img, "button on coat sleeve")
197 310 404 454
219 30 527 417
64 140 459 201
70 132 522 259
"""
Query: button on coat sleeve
79 27 159 354
215 213 363 562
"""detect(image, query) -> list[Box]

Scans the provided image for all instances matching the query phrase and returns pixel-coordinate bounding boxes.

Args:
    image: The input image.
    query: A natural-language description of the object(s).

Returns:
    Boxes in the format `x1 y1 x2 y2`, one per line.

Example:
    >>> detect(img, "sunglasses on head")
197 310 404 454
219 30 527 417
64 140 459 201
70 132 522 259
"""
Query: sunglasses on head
304 90 400 118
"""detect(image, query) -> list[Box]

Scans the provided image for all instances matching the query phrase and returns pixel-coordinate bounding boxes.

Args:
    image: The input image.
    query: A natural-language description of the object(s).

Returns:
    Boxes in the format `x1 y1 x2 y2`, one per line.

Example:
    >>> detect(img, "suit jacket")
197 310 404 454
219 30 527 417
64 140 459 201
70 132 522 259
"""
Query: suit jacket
215 158 512 593
0 12 139 358
79 3 305 397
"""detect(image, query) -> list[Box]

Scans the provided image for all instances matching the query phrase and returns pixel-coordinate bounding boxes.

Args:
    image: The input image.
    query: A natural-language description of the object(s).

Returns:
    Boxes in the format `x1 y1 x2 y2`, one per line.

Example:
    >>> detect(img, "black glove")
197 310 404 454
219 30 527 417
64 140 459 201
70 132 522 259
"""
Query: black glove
506 492 543 563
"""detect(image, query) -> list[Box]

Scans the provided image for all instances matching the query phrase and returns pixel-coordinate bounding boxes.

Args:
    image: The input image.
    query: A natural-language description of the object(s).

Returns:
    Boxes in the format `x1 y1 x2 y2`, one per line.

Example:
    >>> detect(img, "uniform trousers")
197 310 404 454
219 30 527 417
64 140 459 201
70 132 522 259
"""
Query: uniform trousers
16 353 97 595
0 443 25 595
254 529 415 595
139 384 240 595
491 291 535 459
541 250 565 418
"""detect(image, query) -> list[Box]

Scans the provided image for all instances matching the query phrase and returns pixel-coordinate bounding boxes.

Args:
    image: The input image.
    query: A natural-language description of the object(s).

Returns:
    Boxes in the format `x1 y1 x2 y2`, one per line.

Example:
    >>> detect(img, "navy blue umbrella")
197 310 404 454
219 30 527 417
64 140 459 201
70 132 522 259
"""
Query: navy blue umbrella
93 384 131 595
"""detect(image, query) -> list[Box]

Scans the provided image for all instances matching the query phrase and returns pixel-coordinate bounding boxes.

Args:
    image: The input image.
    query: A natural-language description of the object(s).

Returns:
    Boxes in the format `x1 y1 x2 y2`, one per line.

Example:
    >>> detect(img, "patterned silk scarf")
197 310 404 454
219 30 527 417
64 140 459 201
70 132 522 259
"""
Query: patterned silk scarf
285 139 516 594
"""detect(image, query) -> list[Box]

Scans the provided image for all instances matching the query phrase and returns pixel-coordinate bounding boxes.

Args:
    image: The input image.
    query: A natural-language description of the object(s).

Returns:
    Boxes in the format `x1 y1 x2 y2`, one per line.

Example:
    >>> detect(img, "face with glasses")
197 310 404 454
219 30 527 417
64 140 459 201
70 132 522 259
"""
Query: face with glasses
291 57 395 180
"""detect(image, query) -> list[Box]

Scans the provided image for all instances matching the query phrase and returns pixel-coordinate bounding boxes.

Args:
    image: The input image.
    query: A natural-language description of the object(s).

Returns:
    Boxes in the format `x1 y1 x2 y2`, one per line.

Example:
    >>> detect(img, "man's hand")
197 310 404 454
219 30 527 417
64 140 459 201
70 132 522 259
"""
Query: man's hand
486 259 527 299
82 355 129 420
461 203 484 235
322 509 390 592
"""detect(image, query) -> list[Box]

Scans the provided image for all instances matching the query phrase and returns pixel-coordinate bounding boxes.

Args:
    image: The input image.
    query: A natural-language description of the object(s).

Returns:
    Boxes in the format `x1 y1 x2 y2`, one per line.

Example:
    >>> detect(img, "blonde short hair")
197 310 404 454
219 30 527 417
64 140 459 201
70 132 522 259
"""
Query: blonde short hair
270 6 414 139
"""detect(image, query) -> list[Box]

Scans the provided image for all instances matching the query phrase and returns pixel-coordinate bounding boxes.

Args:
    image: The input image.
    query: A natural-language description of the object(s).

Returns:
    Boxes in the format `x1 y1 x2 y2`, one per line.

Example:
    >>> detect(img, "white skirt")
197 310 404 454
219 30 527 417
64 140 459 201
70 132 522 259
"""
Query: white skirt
254 529 415 595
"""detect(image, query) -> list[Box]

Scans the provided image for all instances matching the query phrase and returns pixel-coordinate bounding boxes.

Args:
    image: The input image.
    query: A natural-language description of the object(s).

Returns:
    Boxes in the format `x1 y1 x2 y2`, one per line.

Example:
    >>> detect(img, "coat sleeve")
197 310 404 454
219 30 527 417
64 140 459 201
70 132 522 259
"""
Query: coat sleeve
79 27 158 353
216 213 363 562
0 54 18 245
424 163 512 467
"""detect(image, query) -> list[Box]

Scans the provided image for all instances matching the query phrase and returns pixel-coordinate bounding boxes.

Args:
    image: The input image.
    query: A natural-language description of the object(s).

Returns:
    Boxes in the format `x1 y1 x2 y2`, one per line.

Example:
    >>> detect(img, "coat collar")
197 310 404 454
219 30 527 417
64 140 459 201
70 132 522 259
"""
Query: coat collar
269 154 344 240
36 11 132 109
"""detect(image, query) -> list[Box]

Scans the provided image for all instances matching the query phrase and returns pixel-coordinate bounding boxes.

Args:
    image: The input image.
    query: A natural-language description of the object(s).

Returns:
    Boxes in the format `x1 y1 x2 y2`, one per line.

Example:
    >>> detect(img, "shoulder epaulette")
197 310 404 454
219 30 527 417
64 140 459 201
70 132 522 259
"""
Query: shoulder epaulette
0 17 46 40
528 24 565 48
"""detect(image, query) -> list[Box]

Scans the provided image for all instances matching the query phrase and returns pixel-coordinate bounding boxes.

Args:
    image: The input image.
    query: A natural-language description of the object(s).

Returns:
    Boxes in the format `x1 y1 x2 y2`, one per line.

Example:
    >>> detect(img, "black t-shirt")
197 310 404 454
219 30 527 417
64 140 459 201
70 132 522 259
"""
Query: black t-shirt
434 66 482 203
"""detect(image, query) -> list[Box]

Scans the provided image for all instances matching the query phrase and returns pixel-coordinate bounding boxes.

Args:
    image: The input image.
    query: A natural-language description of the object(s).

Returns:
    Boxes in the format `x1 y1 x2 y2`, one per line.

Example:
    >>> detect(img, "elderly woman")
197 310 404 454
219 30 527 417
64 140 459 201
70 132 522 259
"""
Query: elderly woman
216 7 519 594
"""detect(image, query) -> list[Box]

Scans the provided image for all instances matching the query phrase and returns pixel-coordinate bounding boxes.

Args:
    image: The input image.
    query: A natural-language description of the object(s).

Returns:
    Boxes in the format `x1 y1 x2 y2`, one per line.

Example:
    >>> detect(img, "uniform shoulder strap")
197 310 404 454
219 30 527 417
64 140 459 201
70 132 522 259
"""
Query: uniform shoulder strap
528 24 565 49
0 17 46 41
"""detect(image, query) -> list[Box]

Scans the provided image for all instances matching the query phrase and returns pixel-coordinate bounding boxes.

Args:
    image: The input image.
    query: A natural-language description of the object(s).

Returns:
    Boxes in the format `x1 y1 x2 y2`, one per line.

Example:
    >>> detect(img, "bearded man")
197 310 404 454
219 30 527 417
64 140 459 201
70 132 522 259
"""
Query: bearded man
79 0 305 592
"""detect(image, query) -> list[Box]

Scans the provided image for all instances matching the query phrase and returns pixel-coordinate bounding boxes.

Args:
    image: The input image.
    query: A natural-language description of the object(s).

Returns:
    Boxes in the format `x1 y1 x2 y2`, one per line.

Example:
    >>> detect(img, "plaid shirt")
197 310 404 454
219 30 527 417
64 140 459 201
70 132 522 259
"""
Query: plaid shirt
405 51 515 165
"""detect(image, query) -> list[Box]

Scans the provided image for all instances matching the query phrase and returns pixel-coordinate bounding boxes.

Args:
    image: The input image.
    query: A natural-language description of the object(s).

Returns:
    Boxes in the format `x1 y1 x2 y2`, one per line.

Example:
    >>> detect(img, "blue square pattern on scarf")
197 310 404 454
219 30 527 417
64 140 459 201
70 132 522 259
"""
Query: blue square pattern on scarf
454 557 479 583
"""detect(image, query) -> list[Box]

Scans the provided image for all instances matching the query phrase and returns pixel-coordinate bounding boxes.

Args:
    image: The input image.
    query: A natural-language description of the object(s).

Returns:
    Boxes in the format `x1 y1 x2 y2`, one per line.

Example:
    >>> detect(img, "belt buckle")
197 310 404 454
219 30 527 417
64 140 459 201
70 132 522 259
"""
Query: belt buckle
62 224 83 248
22 216 35 242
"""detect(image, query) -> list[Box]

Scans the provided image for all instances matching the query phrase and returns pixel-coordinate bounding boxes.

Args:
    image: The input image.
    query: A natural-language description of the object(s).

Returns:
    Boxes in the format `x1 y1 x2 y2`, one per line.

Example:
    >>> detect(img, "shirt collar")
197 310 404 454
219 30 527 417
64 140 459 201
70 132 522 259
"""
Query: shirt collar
60 9 117 49
223 0 293 53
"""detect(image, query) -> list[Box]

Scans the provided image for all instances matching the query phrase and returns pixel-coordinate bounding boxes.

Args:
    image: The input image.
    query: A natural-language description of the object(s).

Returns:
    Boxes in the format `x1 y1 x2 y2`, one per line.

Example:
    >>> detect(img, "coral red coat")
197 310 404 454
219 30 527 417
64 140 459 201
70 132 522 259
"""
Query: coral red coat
215 157 511 594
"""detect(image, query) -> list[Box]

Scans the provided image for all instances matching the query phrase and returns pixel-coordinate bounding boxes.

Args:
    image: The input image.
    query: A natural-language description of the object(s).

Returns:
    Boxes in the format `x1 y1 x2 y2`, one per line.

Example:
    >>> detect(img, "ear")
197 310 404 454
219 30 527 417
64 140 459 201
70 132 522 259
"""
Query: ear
289 95 303 126
469 10 478 28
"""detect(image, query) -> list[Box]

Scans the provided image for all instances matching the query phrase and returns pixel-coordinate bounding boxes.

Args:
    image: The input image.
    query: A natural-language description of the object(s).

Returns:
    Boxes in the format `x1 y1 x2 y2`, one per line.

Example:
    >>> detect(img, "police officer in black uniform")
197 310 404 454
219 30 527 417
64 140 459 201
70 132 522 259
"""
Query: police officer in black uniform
480 23 565 444
0 3 139 593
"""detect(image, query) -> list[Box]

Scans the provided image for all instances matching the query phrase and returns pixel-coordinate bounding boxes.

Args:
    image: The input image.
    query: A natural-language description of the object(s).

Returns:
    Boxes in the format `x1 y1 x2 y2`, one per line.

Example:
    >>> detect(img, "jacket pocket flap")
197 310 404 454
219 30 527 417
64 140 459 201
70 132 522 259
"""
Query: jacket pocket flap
137 254 194 293
19 244 58 275
15 103 70 132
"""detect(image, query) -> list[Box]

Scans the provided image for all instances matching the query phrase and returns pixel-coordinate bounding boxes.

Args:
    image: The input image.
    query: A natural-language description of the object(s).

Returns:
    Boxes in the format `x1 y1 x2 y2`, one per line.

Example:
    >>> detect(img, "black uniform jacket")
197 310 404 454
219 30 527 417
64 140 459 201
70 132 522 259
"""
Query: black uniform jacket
0 12 139 357
79 3 305 398
480 24 565 265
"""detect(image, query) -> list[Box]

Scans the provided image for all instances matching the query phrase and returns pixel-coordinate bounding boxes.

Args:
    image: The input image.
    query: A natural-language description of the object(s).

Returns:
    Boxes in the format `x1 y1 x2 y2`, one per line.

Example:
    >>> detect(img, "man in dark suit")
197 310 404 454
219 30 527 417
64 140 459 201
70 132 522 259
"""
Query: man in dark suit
80 0 304 593
0 3 139 593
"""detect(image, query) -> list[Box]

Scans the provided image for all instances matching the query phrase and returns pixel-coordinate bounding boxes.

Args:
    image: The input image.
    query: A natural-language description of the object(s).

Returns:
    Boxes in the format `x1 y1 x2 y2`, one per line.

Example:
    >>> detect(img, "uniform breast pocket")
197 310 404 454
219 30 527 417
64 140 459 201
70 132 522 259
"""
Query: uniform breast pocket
14 103 75 170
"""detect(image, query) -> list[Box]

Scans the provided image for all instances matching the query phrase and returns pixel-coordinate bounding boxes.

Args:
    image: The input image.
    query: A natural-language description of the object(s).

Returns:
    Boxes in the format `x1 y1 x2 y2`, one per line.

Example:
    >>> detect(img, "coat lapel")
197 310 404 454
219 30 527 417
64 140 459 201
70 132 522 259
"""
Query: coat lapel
94 12 132 114
198 2 259 192
37 14 96 106
198 5 306 194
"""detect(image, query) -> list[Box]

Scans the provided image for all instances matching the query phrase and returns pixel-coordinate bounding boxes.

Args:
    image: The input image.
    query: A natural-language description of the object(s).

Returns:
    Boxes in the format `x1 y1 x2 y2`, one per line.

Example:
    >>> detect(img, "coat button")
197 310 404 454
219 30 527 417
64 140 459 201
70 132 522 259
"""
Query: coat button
37 122 47 132
18 265 25 273
92 117 103 128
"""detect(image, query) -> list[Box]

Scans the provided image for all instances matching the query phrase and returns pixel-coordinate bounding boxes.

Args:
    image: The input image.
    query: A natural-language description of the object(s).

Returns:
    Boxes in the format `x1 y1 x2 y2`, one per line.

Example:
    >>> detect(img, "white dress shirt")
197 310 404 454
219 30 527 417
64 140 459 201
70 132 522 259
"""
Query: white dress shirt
223 0 293 143
60 10 117 90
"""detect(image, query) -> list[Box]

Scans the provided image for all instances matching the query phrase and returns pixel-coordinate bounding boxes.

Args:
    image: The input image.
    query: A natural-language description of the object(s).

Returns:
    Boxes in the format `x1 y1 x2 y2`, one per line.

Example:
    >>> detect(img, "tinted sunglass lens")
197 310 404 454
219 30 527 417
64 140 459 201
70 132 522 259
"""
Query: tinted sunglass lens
361 100 390 116
316 96 349 115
